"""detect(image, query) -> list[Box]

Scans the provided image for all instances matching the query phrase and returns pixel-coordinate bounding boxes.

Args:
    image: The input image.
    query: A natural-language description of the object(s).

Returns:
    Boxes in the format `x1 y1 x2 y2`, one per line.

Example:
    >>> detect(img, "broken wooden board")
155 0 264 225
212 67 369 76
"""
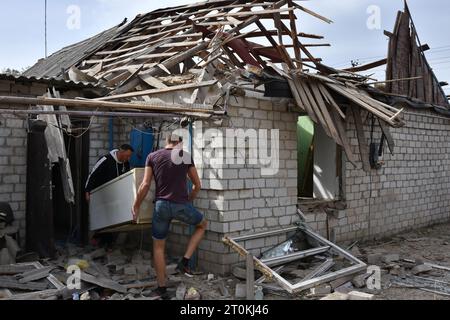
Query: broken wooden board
0 264 35 275
96 79 218 101
0 276 49 291
17 266 56 284
80 272 128 293
4 289 61 301
350 105 371 172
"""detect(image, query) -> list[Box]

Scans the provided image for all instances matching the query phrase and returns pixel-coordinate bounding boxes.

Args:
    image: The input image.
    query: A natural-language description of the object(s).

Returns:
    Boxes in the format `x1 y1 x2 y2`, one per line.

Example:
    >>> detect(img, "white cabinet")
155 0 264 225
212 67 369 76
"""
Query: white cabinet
89 168 155 232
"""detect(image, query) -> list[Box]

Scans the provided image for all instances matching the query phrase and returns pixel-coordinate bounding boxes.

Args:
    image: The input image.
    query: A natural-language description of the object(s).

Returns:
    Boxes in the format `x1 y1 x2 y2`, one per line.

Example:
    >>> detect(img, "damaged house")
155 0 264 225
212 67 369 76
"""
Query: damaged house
1 0 449 297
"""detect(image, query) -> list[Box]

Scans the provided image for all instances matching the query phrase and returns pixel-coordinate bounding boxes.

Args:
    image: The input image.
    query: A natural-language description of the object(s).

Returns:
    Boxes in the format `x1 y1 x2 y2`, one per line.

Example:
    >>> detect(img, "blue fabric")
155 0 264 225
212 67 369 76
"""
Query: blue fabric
130 128 154 168
152 200 204 240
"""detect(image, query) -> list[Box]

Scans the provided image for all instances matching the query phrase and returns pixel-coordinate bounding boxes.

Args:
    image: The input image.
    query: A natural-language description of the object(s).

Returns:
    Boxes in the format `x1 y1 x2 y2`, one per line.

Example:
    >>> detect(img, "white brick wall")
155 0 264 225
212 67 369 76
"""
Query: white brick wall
0 79 50 244
333 109 450 242
182 92 299 273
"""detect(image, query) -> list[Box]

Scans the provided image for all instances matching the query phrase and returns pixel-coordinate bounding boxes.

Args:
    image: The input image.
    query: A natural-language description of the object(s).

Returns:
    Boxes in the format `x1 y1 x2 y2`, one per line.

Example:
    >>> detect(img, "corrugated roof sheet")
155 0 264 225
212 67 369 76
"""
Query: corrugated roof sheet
0 73 104 89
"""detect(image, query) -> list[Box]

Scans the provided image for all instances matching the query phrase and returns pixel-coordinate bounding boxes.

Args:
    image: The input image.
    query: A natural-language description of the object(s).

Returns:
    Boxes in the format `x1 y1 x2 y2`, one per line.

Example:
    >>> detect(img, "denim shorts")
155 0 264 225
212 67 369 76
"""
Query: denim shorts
152 199 204 240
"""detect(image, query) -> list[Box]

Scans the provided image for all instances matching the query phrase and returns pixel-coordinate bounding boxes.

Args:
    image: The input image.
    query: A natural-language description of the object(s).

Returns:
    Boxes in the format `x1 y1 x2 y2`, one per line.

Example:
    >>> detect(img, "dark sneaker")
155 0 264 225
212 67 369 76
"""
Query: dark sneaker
176 260 194 278
146 287 171 300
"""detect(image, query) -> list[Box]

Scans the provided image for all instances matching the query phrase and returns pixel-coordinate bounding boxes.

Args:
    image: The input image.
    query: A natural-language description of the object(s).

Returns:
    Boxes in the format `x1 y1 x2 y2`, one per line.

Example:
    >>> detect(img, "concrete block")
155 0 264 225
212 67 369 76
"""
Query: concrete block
382 254 400 264
310 284 332 295
351 273 368 288
235 283 246 298
334 282 355 294
229 200 244 211
320 292 349 300
348 291 374 300
411 264 432 275
367 253 382 265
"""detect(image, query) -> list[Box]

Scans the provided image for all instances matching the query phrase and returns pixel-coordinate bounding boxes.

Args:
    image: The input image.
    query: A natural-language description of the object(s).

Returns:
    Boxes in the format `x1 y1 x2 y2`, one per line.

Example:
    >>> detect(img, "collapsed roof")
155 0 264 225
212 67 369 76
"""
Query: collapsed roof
15 0 447 170
385 3 449 107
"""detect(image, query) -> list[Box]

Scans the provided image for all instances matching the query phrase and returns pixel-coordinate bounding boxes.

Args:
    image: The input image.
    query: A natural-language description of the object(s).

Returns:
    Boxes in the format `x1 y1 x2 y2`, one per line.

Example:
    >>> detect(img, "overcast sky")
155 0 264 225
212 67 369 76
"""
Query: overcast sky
0 0 448 95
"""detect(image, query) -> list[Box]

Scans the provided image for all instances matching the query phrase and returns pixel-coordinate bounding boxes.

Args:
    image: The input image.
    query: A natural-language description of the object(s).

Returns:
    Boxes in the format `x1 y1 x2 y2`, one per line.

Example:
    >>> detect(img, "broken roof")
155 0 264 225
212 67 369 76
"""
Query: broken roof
385 3 449 107
15 0 409 170
0 73 104 90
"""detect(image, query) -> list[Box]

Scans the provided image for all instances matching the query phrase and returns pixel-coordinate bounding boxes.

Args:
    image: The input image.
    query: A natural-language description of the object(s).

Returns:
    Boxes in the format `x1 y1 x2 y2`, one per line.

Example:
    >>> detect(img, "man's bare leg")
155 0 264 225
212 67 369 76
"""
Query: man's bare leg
153 239 167 287
184 220 208 259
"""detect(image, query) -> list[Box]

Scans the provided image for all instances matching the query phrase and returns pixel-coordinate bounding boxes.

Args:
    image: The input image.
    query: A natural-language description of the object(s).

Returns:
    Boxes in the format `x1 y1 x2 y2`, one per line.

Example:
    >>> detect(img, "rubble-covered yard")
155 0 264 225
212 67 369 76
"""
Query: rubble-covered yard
359 223 450 300
259 222 450 301
2 222 450 300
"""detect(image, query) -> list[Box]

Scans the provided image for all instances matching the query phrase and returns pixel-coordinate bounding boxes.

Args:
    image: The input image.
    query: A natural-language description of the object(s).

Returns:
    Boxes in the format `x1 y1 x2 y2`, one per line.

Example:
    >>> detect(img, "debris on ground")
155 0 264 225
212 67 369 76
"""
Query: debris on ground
2 222 450 300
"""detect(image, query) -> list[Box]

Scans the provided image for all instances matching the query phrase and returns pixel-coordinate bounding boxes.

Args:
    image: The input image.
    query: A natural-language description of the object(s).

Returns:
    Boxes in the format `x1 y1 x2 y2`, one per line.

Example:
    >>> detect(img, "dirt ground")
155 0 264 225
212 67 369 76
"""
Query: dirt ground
4 222 450 300
360 223 450 300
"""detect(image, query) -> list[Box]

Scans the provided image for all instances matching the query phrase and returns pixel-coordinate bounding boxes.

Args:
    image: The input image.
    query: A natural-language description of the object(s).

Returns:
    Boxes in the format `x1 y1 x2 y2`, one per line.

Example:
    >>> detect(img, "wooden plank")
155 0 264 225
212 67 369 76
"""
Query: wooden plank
246 253 255 300
160 41 204 48
378 119 395 155
97 80 217 101
115 64 145 91
242 31 324 39
255 20 292 67
291 74 319 123
281 64 306 113
330 107 358 166
344 58 387 72
409 28 419 98
0 276 49 291
317 82 346 119
350 105 371 172
394 11 411 95
0 265 34 275
222 237 273 280
106 70 132 87
139 75 168 89
279 21 320 68
204 7 295 19
97 63 156 79
4 289 61 300
292 3 333 24
80 272 128 293
88 51 177 66
112 15 259 94
288 0 301 67
17 266 56 284
298 78 332 137
308 80 342 144
325 83 397 126
110 40 210 94
0 95 217 115
190 64 216 104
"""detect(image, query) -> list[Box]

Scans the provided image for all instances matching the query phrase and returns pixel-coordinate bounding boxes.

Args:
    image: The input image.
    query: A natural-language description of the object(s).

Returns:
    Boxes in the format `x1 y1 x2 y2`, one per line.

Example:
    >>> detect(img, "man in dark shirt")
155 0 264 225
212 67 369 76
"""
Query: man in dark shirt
132 133 207 298
85 144 134 200
85 144 134 248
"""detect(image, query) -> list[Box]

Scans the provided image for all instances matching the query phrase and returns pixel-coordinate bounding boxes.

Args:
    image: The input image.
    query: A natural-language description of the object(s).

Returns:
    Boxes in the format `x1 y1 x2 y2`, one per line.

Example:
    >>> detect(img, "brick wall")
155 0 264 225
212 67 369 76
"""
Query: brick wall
0 115 27 244
0 80 51 245
166 92 300 274
304 108 450 244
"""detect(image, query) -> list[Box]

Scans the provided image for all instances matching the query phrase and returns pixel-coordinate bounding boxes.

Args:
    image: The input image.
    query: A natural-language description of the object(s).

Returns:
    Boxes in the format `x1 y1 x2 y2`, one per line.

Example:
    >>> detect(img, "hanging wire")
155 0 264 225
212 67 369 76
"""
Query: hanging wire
44 0 48 58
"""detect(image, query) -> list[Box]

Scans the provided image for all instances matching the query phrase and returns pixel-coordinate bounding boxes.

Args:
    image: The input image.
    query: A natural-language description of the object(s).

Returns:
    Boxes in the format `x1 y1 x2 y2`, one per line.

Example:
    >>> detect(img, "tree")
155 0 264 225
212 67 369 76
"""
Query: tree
1 67 30 76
